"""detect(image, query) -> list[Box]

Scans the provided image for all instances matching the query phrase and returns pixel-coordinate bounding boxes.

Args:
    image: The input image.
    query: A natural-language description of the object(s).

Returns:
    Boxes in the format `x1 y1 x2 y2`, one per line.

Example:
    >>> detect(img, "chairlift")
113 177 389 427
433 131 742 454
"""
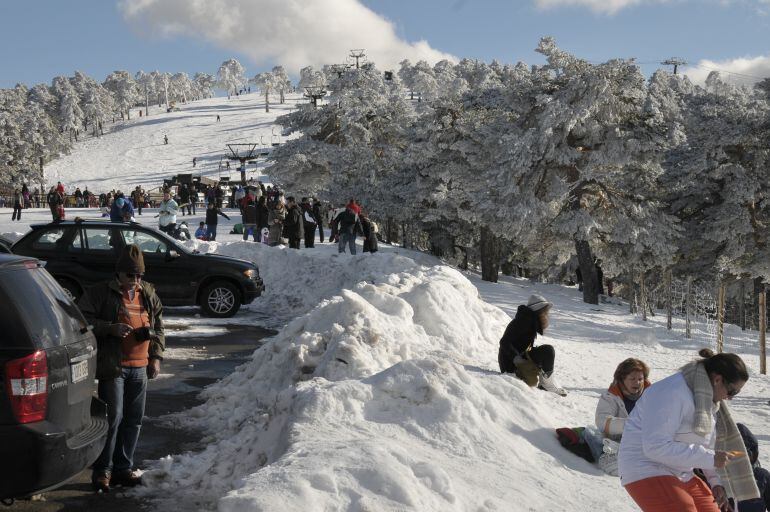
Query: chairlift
259 135 270 156
271 126 280 147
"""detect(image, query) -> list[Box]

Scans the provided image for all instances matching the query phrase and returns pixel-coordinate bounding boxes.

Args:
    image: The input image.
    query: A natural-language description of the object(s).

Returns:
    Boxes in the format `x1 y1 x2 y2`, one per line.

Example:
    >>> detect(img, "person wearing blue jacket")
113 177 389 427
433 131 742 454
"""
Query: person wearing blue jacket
110 194 134 223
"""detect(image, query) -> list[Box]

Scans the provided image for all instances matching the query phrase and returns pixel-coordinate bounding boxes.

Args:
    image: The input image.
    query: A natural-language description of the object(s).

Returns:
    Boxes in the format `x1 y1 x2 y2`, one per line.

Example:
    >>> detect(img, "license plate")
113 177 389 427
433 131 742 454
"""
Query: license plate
71 360 89 384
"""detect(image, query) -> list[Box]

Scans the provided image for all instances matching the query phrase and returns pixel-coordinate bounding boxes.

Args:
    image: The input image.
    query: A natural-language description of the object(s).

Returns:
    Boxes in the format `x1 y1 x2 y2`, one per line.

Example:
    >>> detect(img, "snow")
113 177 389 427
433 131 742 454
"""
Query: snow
44 92 298 193
3 93 769 511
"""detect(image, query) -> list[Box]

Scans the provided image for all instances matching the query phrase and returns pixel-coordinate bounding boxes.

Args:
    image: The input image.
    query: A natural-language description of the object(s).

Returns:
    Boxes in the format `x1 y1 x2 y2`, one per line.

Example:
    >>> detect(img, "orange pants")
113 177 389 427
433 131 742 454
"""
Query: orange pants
625 476 720 512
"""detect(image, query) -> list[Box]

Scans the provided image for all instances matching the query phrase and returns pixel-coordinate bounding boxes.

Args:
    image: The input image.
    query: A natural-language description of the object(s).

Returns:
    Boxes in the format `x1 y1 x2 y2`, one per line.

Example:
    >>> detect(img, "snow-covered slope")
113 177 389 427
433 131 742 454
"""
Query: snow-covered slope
45 93 297 193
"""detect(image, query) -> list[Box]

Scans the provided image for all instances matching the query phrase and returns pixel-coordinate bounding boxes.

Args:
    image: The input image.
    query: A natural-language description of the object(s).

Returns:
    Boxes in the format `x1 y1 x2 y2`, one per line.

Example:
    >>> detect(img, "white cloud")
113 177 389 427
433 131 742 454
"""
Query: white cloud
118 0 456 75
533 0 670 15
682 55 770 86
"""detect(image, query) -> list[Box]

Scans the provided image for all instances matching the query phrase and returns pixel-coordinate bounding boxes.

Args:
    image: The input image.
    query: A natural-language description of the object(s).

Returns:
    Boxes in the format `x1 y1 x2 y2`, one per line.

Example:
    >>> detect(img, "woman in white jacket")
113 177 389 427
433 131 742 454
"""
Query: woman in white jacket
618 348 752 512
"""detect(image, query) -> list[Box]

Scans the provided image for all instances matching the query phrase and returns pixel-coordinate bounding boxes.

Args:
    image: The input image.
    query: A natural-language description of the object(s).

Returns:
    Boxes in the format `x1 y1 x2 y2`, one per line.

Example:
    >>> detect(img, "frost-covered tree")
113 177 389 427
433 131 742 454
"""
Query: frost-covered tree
52 76 84 141
663 72 770 282
253 71 282 112
298 66 324 91
271 66 292 104
103 70 138 119
135 70 155 114
193 72 216 100
170 72 193 103
398 59 417 99
218 58 245 99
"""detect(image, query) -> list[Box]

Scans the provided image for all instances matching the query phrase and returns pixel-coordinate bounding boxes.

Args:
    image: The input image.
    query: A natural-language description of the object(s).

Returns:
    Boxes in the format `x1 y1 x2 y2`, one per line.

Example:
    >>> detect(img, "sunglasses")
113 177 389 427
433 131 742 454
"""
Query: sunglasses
725 382 740 398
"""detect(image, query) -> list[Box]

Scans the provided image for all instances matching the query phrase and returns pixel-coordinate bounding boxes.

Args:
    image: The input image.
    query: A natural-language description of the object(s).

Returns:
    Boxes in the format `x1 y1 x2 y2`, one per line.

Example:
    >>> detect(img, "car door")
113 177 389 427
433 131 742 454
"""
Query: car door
69 226 123 287
118 227 193 302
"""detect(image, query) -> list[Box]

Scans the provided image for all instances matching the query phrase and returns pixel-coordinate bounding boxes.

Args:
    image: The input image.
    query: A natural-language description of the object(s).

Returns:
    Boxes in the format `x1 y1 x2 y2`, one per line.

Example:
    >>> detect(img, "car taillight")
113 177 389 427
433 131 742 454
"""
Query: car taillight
4 350 48 423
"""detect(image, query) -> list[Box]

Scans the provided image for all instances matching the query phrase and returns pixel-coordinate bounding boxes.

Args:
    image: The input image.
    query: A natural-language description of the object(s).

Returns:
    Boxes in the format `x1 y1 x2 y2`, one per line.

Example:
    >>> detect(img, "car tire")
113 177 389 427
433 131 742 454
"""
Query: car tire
57 278 82 301
200 281 241 318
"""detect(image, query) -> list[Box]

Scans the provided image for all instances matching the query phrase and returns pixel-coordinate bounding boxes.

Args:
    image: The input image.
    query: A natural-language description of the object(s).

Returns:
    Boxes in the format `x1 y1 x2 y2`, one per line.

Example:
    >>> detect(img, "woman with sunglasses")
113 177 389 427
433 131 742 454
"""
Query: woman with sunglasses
618 348 759 511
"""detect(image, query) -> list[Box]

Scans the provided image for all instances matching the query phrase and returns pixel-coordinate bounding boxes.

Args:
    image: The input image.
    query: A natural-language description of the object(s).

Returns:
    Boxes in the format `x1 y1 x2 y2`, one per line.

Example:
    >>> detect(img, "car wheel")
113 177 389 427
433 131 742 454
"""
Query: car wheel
57 278 82 301
200 281 241 317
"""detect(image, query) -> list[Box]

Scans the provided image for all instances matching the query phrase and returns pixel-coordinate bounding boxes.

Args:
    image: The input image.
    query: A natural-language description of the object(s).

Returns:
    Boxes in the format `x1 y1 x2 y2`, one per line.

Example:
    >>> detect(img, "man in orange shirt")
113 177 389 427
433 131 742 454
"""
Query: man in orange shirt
77 245 165 493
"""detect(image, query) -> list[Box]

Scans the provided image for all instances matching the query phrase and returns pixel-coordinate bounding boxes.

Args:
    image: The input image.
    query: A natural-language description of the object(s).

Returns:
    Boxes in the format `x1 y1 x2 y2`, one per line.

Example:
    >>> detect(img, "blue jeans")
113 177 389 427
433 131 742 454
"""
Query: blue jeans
206 225 218 241
242 223 258 242
583 426 605 461
338 232 357 254
94 366 147 473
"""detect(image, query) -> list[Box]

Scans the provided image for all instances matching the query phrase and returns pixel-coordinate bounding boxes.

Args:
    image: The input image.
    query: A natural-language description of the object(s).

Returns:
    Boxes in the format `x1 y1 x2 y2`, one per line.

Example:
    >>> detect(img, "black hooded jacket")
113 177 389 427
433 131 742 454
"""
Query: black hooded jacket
498 305 542 373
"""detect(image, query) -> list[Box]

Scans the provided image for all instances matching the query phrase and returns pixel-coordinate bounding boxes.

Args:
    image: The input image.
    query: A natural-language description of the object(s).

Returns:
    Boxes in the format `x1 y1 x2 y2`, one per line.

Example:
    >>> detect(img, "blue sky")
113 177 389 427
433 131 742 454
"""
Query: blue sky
1 0 768 89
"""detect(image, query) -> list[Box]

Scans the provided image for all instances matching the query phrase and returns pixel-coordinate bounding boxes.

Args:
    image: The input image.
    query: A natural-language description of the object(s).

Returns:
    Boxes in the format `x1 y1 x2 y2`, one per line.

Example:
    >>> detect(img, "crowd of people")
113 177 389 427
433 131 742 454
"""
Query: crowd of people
499 295 770 512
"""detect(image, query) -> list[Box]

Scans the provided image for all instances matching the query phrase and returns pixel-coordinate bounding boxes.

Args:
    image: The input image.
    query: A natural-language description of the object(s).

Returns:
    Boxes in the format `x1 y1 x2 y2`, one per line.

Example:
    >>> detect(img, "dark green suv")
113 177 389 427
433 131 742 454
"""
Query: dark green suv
12 220 264 318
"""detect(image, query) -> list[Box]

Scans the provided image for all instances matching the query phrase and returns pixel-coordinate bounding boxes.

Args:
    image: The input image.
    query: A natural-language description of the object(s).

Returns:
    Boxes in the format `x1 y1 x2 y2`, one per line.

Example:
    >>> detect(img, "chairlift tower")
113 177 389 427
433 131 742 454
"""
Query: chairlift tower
304 86 327 108
349 49 366 69
661 58 687 75
225 143 260 185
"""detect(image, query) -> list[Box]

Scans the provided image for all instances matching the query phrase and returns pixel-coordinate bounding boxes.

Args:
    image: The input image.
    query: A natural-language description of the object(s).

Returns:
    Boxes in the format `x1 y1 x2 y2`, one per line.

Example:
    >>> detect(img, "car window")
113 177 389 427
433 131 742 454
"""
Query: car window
121 229 169 254
0 267 87 348
82 227 120 253
31 227 68 251
68 229 83 252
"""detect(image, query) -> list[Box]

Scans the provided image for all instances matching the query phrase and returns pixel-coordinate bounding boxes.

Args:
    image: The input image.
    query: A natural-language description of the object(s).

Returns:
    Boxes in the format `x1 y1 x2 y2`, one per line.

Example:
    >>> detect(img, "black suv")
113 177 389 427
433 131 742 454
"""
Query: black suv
12 220 264 317
0 254 107 501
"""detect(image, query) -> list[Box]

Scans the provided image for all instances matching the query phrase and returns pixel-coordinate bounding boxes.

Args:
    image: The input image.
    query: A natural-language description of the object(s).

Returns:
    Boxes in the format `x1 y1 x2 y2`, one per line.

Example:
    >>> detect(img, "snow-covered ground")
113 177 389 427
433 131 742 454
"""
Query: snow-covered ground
2 93 769 511
45 92 299 193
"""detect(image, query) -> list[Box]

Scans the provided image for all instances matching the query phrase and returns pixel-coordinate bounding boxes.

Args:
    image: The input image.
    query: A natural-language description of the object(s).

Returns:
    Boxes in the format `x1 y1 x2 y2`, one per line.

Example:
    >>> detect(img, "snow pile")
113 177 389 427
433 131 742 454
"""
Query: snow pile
138 246 637 511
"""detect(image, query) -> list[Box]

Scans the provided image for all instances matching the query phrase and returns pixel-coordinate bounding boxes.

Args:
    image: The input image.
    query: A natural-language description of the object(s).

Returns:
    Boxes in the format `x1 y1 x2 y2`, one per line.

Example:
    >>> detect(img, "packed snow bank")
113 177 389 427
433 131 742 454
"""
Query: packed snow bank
138 244 637 511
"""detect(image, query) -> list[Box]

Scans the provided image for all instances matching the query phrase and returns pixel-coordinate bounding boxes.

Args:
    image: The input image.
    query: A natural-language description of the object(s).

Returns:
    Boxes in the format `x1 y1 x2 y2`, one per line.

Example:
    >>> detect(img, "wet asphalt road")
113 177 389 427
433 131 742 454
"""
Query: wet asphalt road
6 312 274 512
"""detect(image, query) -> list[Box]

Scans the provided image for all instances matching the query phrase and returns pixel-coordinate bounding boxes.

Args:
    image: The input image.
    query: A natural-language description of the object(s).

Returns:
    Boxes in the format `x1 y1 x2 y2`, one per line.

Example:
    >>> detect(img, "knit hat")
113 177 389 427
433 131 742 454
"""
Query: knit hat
116 244 145 274
527 294 551 312
115 197 125 208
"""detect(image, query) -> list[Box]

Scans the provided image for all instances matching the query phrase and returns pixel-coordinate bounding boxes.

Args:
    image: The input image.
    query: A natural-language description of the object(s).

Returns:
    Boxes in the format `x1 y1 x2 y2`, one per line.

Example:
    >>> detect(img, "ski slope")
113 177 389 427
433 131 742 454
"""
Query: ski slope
45 92 298 193
3 92 769 511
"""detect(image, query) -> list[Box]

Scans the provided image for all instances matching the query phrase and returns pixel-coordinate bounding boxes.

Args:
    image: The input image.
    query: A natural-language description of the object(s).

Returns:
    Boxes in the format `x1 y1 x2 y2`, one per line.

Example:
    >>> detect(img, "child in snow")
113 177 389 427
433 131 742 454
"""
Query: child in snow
584 358 651 475
618 349 757 511
498 295 567 396
195 222 207 240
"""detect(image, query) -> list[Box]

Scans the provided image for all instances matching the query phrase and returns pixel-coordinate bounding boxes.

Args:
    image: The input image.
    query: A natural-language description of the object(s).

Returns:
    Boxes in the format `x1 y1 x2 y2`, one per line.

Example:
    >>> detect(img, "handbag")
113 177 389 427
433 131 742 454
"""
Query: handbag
513 352 540 387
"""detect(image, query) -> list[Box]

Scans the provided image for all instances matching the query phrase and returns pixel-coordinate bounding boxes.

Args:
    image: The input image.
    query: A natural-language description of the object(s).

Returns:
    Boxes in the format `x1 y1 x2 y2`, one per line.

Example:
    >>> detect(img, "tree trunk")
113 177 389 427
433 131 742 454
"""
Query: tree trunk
739 280 746 331
640 272 647 322
760 285 767 375
402 222 408 248
666 269 672 330
480 225 500 283
754 277 764 331
575 239 599 304
265 91 270 113
685 277 692 339
716 282 726 353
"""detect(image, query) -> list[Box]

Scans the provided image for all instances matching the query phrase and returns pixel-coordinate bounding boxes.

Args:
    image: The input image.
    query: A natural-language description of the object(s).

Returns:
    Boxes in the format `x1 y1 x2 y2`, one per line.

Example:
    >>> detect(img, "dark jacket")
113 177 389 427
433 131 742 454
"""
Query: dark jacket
256 200 269 230
333 209 363 237
283 205 304 239
361 217 378 253
110 198 134 223
498 305 542 374
205 206 230 226
737 423 770 512
47 191 62 208
241 197 258 224
301 204 317 230
77 280 165 380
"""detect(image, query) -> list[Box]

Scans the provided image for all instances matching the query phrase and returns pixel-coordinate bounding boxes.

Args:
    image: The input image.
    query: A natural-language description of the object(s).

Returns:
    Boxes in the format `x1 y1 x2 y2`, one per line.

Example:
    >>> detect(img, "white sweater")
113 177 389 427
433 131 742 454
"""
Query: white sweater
618 372 721 488
595 387 629 439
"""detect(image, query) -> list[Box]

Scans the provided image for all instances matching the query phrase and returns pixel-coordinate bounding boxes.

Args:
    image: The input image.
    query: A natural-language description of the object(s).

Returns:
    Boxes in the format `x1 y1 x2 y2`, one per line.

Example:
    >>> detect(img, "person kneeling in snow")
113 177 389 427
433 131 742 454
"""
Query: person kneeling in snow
195 222 207 240
498 295 567 396
584 358 651 475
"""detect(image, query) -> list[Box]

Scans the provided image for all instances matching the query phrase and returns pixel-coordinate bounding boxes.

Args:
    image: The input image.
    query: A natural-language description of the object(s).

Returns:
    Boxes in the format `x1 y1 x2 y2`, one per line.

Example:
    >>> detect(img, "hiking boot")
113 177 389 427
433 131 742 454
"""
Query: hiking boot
538 371 567 396
110 469 142 487
91 470 110 493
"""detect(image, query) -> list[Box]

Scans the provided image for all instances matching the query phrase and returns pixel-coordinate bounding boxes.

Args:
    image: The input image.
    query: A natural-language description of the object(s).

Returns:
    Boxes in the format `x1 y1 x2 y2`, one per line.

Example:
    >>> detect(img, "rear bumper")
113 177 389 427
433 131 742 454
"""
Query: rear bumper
0 397 108 499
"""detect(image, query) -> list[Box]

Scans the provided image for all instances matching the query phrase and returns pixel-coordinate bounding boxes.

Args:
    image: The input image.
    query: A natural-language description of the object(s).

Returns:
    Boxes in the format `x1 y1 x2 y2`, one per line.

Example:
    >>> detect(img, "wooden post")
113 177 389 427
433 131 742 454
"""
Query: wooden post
666 269 673 330
685 277 692 339
716 282 726 353
640 272 647 322
759 286 767 375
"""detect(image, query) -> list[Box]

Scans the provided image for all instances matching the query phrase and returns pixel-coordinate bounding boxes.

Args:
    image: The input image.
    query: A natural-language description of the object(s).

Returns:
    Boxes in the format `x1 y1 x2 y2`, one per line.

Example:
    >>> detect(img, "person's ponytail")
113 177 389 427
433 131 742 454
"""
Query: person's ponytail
698 348 748 384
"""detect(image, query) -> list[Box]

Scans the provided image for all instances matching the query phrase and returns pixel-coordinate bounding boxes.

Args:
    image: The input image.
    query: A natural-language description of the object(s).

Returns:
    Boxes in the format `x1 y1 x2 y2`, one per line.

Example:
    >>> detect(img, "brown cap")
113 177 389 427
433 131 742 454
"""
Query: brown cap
116 244 145 274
